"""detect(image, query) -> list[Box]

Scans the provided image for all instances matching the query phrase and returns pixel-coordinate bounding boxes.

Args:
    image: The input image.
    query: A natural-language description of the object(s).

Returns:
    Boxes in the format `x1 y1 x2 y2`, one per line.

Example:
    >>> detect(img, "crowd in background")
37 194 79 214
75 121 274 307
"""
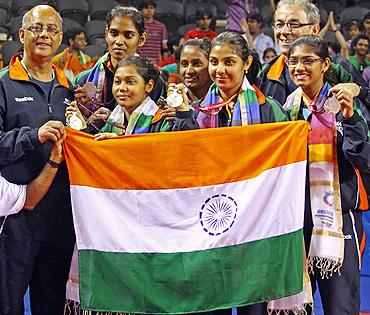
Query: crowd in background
0 0 369 315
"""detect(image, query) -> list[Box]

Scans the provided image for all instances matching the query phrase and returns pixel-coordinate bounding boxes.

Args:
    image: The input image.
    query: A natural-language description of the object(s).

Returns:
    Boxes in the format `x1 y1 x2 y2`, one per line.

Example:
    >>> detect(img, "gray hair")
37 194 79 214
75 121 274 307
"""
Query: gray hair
275 0 320 24
22 5 63 29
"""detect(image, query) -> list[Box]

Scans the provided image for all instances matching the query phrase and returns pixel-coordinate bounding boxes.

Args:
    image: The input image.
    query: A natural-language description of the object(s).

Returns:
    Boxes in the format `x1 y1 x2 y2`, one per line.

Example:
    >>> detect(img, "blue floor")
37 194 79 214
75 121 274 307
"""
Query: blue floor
23 276 370 315
24 288 31 315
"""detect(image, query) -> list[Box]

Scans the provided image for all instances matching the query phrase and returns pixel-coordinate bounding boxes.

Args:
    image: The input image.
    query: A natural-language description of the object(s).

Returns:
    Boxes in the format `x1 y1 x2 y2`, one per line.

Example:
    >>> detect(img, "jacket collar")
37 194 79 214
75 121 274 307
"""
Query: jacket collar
9 52 69 88
252 84 266 104
266 54 287 81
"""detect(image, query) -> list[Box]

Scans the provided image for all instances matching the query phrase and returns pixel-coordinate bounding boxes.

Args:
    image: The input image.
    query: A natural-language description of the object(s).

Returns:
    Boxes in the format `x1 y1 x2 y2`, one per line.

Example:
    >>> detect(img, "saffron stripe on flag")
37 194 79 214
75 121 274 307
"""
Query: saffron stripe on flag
79 230 304 314
64 121 308 190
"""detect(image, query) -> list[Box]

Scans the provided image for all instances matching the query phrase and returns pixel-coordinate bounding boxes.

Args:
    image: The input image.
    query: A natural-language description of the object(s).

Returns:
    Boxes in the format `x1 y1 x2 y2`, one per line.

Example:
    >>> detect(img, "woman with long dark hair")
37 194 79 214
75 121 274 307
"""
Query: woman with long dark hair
173 31 287 130
282 35 370 315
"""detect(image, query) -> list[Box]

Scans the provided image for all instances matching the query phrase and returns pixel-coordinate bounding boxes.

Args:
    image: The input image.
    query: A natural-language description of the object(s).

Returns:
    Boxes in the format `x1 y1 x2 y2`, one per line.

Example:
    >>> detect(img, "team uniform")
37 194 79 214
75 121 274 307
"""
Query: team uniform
0 53 75 315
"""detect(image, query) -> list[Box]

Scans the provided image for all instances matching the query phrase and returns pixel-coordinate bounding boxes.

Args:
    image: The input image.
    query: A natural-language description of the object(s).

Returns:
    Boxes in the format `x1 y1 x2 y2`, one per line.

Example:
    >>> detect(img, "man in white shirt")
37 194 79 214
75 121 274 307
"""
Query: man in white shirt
0 135 65 217
241 12 275 63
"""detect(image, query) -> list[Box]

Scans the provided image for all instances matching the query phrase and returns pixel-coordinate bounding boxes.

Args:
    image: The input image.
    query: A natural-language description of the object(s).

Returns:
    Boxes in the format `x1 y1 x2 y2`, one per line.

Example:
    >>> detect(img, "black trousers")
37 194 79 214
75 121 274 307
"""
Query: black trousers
304 210 364 315
0 213 75 315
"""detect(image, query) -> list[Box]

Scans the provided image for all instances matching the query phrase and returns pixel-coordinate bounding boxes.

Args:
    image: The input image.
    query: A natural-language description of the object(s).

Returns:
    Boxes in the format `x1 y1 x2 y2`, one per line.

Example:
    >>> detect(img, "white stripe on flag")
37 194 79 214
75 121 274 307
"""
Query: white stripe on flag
72 161 306 253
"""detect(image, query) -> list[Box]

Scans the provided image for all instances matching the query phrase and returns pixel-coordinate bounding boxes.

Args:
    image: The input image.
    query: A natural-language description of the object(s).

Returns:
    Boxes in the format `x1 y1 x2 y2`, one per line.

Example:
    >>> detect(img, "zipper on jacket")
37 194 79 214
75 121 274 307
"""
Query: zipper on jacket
47 83 57 117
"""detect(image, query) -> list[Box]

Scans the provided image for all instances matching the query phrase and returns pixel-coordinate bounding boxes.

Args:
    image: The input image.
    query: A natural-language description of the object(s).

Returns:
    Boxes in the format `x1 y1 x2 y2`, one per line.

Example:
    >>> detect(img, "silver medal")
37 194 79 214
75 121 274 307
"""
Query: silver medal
166 92 183 108
68 112 83 130
324 96 341 114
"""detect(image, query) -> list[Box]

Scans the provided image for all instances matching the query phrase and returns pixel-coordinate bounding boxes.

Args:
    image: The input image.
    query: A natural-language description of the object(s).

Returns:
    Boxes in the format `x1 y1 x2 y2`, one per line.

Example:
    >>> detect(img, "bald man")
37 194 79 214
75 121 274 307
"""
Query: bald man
0 5 74 315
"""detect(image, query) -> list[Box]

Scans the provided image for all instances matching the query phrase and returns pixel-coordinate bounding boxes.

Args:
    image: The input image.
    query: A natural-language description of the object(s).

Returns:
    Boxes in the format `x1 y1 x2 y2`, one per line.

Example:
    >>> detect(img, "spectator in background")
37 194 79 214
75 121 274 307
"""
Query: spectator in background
224 0 247 33
158 33 182 67
347 21 363 53
364 12 370 39
319 11 349 59
240 12 275 63
349 21 362 40
263 47 277 63
184 8 218 41
160 47 181 84
225 0 277 33
349 34 370 73
327 41 350 67
327 41 341 57
53 27 98 81
137 0 168 64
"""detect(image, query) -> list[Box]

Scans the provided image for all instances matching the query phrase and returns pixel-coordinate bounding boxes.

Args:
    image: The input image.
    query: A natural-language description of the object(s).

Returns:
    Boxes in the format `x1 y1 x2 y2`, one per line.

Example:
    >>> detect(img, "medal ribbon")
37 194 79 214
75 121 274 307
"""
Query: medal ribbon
198 93 238 116
65 99 126 132
306 83 331 114
185 91 203 112
76 100 127 131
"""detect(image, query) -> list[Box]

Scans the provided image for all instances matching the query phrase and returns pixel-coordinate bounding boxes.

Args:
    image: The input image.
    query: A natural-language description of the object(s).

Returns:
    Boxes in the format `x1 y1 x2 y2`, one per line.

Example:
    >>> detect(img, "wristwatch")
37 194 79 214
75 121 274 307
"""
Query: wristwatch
47 159 62 168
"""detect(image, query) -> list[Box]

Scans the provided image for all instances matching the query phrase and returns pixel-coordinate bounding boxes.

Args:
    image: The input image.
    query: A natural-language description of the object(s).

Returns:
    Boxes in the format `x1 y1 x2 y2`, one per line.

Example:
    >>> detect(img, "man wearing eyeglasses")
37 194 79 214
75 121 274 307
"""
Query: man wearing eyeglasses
258 0 370 126
258 1 369 315
0 5 75 315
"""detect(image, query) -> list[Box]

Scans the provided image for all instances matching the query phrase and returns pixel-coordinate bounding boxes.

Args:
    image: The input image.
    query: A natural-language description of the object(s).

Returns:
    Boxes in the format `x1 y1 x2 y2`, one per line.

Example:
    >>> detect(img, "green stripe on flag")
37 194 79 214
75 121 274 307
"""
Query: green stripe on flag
79 230 303 313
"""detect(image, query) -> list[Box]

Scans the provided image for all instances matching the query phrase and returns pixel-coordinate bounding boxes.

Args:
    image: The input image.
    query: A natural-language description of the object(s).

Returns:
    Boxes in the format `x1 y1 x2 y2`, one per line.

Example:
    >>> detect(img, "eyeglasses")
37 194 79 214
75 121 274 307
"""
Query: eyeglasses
272 21 314 30
26 25 61 36
286 57 322 67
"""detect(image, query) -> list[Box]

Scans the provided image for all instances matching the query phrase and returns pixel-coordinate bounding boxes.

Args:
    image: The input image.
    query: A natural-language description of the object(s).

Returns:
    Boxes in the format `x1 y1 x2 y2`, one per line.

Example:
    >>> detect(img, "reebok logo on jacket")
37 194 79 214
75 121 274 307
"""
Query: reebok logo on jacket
15 96 34 102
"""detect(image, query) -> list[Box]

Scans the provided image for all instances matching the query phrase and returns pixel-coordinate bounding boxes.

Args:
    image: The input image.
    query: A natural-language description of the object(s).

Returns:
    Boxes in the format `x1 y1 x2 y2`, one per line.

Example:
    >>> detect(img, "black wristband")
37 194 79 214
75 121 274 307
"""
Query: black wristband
47 159 62 168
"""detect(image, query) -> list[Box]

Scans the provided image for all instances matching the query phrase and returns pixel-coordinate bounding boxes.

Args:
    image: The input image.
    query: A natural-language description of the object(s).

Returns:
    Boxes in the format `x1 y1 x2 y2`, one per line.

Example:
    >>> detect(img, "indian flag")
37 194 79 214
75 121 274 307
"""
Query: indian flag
63 121 308 314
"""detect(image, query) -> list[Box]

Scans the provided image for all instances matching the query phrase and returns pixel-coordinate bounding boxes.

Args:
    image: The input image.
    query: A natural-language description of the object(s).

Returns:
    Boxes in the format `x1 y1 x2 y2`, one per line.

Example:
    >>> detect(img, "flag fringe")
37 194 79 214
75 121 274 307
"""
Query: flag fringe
267 302 313 315
64 299 135 315
64 299 80 315
308 256 342 279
